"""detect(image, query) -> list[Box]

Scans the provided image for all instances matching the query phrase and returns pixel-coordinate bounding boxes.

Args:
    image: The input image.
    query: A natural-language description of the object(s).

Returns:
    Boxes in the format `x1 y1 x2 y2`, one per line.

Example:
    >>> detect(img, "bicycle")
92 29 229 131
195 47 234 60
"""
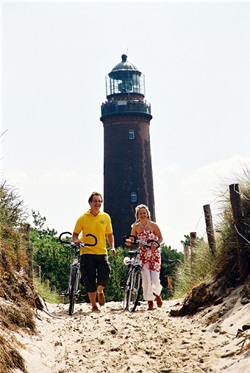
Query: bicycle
59 231 97 316
122 234 160 312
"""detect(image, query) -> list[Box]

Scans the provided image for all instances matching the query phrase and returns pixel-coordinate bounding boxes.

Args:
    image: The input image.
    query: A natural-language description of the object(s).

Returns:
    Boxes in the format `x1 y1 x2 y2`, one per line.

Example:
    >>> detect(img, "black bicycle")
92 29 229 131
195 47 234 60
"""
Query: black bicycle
122 234 160 312
59 231 97 315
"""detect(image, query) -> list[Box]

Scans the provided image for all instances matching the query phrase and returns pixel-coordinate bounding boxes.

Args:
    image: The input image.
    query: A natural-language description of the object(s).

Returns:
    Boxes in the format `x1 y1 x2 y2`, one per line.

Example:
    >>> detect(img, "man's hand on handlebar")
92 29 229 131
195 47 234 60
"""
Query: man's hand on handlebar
72 232 81 246
73 238 81 246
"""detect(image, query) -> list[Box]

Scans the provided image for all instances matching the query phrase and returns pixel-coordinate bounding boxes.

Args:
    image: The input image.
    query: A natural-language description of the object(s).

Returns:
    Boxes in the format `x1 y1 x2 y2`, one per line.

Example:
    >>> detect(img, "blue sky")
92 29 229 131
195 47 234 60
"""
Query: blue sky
2 0 250 250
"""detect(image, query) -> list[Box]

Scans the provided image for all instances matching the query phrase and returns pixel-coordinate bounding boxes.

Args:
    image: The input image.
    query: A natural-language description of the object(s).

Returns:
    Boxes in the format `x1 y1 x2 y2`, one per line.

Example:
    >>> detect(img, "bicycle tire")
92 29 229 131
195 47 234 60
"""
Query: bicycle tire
122 269 131 310
69 266 78 316
127 268 142 312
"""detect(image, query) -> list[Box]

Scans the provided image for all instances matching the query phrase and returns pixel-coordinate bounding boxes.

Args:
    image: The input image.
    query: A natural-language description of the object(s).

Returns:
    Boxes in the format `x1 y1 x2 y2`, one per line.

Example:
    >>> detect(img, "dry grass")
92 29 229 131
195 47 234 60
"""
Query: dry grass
174 240 216 298
0 335 28 373
173 170 250 315
0 183 42 372
0 240 40 372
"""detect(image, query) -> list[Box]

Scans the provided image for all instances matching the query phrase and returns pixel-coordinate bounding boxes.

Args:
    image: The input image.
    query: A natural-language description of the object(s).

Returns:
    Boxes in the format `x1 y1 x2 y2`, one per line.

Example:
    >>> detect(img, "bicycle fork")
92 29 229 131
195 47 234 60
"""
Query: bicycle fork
69 264 81 295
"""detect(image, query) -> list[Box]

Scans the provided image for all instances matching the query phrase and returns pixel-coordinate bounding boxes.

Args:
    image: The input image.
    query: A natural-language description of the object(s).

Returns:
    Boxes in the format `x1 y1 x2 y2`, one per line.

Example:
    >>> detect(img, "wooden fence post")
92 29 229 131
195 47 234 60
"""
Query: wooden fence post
184 244 190 264
229 183 250 283
190 232 197 268
167 275 173 297
203 204 216 256
34 265 41 282
23 223 34 281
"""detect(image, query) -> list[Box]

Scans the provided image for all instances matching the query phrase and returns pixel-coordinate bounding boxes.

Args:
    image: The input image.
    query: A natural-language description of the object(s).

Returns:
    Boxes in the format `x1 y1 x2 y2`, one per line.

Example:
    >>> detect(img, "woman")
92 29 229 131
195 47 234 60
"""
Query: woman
129 204 163 311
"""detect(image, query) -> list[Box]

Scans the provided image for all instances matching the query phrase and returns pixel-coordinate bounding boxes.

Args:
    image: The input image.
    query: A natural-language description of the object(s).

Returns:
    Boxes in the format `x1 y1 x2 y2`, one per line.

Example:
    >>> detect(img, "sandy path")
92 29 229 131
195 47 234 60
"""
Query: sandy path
14 294 250 373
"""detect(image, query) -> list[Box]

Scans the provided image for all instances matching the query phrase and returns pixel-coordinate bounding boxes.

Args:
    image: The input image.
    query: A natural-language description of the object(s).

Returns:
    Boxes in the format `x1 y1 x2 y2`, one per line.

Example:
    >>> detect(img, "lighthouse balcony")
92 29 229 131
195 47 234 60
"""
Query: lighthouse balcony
101 99 151 117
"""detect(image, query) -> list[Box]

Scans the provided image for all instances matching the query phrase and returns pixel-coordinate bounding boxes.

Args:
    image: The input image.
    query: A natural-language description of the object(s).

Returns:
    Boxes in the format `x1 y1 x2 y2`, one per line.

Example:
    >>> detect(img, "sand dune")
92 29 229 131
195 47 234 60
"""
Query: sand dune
14 288 250 373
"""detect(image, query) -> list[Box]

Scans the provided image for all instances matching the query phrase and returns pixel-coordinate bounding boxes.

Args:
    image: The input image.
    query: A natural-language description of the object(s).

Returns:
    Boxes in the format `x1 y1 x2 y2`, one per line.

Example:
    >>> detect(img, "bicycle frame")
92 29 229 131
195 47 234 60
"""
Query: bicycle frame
122 234 160 312
59 231 97 315
67 249 81 315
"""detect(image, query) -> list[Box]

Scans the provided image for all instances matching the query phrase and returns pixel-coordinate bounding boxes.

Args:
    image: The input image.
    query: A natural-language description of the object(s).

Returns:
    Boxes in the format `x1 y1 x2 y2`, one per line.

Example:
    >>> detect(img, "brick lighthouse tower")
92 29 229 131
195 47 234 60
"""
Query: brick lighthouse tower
100 54 155 246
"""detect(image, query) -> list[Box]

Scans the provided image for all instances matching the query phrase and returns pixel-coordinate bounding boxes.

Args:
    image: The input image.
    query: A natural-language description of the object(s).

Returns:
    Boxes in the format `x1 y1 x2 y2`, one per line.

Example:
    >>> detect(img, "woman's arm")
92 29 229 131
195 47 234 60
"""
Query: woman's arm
153 222 163 244
125 225 137 246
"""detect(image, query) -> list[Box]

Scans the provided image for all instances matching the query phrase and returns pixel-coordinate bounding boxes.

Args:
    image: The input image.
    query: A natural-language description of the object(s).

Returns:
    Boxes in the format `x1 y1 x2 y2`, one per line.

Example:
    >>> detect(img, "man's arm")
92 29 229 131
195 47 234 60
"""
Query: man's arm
106 233 116 256
72 232 81 245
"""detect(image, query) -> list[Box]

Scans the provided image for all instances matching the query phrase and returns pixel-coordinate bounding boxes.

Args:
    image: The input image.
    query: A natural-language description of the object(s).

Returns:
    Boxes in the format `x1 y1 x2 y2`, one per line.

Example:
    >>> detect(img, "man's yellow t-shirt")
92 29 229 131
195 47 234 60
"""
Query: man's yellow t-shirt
73 210 113 255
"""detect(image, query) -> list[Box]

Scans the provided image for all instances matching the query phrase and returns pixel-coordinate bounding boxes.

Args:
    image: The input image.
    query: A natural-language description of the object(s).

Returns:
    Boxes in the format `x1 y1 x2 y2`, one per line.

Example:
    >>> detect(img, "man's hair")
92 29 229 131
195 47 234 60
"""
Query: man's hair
88 192 103 203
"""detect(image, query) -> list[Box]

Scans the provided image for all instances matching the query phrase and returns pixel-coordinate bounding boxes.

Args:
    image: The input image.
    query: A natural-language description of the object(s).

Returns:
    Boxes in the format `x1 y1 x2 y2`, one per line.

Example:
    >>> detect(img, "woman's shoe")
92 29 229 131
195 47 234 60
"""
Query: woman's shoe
155 295 163 307
147 301 154 311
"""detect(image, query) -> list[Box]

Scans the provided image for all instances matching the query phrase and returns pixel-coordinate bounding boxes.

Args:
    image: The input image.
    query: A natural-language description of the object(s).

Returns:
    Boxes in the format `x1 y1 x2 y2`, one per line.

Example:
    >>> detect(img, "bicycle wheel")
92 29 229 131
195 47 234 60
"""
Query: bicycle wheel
122 269 132 310
69 266 78 316
127 268 142 312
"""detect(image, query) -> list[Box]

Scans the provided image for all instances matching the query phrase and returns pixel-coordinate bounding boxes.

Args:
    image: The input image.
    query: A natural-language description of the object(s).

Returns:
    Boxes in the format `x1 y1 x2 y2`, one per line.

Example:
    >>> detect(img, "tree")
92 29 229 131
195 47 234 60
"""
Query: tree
31 211 72 292
181 234 190 247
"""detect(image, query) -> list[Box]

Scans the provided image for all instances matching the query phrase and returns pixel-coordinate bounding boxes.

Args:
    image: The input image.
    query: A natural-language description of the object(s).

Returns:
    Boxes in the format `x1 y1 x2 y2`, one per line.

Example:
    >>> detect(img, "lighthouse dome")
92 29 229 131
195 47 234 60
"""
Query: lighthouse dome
110 54 140 75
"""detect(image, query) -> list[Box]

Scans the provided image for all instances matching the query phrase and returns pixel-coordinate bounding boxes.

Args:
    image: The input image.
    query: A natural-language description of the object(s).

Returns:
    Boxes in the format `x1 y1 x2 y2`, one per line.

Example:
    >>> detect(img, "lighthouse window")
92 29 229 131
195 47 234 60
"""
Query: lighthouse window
131 192 137 203
129 129 135 140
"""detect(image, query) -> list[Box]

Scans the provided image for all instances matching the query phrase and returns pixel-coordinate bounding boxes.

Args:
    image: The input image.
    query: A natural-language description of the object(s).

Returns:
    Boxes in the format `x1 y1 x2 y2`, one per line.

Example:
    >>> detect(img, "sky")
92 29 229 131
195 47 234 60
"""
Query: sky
1 0 250 251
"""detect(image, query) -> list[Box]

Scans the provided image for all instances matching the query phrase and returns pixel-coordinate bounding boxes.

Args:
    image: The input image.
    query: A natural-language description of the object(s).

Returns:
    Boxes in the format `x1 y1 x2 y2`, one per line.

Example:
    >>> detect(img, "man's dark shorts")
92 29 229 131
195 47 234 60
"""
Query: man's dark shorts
80 254 111 293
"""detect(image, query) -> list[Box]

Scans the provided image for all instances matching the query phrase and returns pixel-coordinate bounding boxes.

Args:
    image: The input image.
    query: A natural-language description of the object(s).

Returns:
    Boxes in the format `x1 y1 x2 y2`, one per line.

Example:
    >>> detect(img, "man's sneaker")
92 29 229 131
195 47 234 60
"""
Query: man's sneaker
147 301 154 311
155 295 163 307
97 292 105 306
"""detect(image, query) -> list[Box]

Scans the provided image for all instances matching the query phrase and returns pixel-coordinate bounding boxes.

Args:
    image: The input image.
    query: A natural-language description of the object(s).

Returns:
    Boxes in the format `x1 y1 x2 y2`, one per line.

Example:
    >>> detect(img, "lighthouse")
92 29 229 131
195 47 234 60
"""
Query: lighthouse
100 54 155 246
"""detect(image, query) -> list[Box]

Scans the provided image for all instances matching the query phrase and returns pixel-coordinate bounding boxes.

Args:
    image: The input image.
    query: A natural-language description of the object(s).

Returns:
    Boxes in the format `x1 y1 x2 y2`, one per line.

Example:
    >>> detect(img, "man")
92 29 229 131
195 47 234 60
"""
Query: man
72 192 116 312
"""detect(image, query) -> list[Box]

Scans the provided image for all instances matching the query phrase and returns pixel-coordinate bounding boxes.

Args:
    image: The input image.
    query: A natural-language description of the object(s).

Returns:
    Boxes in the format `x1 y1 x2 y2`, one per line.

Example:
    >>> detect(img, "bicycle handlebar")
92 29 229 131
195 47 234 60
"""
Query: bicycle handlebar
123 234 160 249
59 231 98 247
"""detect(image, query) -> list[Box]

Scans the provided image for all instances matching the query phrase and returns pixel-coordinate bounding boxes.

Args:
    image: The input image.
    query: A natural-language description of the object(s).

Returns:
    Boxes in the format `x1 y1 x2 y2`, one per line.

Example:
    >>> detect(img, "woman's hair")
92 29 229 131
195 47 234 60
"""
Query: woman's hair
88 192 103 203
134 204 151 221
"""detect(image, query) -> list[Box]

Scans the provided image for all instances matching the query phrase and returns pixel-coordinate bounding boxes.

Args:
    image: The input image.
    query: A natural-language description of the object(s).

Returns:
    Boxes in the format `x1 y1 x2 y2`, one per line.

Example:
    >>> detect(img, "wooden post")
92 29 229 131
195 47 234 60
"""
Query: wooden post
167 275 173 296
229 184 250 283
23 223 34 281
184 244 189 264
203 204 216 256
34 265 41 282
190 232 197 268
